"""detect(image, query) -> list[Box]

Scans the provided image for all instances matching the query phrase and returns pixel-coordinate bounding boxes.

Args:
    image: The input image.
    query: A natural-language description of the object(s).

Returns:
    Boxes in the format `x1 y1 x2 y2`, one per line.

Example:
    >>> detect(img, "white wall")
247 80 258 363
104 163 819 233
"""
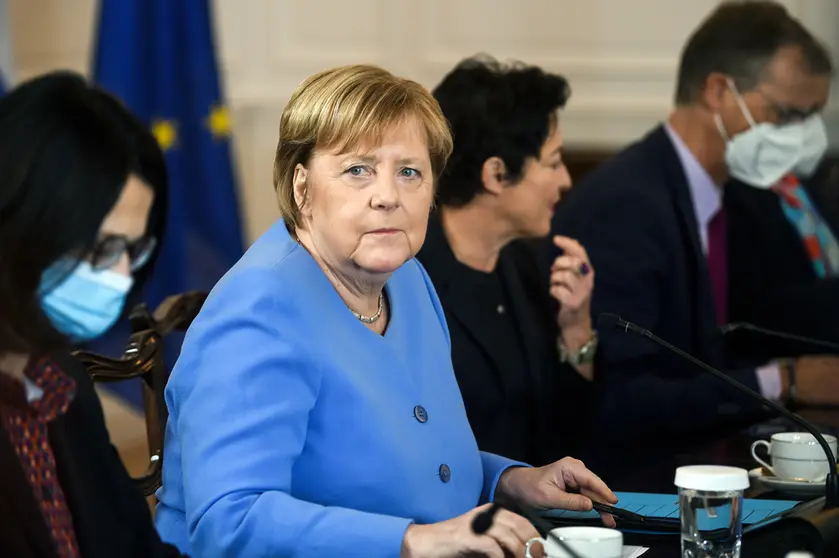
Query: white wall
7 0 839 242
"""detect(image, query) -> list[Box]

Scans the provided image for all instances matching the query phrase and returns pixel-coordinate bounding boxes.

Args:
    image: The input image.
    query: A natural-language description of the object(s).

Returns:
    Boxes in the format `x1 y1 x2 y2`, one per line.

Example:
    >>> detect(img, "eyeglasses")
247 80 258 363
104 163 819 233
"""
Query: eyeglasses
89 235 157 272
757 89 820 125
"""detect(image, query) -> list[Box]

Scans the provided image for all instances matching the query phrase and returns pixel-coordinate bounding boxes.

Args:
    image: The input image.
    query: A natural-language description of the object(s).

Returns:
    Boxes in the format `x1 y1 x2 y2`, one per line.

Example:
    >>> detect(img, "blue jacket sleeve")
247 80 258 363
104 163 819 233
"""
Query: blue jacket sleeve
479 452 530 504
166 269 412 558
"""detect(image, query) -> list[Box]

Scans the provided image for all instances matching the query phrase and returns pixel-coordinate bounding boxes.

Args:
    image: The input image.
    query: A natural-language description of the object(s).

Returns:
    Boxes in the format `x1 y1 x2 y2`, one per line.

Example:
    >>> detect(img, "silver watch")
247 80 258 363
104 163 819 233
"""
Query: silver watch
558 331 599 367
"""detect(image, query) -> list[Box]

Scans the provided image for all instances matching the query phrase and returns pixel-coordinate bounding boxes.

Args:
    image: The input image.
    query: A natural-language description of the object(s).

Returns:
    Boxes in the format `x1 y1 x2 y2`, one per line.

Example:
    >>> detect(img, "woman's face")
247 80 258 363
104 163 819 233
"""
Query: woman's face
38 174 155 344
94 174 155 276
498 122 571 238
294 117 434 277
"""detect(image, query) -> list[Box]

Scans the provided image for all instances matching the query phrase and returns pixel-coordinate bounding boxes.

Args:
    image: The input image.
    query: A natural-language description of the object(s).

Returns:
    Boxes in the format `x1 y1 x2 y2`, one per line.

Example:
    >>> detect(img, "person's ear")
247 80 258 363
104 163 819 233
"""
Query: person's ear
292 164 311 218
481 157 508 196
702 72 731 112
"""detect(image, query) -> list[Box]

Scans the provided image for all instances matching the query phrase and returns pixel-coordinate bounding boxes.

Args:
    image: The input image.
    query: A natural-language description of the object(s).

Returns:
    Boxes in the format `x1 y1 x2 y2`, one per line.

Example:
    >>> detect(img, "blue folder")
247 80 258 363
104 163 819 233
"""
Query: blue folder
543 492 800 533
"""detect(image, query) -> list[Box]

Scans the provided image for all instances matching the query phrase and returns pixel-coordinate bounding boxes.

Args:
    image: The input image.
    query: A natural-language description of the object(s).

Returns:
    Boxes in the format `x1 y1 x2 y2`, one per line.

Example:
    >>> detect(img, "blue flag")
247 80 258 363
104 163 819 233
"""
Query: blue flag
91 0 245 405
93 0 244 307
0 0 15 94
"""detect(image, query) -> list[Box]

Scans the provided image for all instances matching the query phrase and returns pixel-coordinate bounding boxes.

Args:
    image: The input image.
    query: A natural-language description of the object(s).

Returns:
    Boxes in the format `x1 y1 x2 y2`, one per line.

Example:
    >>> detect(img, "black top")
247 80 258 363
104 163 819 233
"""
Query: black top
417 213 593 466
454 261 535 461
0 352 184 558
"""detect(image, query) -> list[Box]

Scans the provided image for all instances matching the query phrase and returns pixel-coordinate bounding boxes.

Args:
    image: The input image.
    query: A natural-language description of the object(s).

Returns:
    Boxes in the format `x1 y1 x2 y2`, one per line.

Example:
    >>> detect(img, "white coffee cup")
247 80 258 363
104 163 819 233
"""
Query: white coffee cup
525 526 623 558
750 432 838 482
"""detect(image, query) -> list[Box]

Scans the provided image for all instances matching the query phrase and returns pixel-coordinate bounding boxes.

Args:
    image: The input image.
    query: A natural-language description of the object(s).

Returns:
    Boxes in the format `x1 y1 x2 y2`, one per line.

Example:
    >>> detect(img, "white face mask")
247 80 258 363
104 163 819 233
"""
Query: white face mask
794 114 829 178
716 79 805 189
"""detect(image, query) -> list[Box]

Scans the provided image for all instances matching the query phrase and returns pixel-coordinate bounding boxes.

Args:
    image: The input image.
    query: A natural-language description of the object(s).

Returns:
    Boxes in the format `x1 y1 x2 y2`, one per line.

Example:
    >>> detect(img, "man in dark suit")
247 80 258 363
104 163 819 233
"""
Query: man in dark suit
549 1 839 473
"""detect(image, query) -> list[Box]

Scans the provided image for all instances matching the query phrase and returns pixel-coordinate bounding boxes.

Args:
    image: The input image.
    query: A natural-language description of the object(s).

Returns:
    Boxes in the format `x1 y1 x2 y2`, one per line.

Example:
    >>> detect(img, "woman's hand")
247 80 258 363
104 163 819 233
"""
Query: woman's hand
551 236 596 381
550 235 594 334
496 458 618 528
401 503 539 558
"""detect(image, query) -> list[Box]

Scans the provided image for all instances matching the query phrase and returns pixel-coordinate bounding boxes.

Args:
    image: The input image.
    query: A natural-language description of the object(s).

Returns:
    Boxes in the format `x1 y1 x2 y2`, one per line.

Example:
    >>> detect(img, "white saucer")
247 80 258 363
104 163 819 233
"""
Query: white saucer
748 467 826 498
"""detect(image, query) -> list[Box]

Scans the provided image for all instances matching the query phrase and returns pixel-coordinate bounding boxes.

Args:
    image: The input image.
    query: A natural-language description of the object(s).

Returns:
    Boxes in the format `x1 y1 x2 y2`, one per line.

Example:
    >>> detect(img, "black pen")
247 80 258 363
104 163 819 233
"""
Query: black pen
592 502 646 523
593 502 681 527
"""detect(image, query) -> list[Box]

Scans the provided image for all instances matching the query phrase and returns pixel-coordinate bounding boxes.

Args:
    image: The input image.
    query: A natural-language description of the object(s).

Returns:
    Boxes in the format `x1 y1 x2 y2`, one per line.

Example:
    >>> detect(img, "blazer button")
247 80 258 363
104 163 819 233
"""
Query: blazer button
439 464 451 483
413 405 428 423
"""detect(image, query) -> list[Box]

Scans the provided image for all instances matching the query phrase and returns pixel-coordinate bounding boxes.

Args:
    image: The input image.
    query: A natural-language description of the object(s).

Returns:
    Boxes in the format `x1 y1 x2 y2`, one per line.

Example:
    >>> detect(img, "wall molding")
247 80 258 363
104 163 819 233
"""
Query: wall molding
419 52 679 80
10 0 839 239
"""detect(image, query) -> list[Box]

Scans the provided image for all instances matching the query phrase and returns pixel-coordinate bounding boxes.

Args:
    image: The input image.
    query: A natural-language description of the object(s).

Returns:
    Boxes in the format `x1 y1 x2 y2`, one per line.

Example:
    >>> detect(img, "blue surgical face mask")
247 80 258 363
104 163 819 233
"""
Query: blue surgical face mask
40 261 134 342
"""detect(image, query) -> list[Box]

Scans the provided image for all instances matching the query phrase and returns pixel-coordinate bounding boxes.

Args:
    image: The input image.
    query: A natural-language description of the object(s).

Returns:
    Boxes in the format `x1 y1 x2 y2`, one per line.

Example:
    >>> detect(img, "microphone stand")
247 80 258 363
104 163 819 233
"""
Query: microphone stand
720 322 839 353
598 312 839 509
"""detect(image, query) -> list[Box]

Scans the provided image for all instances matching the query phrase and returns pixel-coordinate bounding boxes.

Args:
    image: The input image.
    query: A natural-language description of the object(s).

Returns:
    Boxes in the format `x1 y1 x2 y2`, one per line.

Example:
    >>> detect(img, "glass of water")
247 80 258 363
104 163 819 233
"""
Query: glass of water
675 465 749 558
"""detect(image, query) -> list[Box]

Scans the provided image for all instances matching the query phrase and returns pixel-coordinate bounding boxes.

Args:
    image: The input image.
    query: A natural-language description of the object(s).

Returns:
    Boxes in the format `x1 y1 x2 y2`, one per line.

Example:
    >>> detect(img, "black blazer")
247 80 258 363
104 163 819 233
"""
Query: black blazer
417 214 593 466
725 179 839 363
548 125 768 474
0 353 183 558
808 156 839 237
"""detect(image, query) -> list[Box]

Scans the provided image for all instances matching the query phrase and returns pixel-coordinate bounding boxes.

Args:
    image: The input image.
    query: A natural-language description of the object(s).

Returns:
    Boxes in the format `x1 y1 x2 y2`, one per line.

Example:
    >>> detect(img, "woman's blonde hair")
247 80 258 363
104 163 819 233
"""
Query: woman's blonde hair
273 64 453 231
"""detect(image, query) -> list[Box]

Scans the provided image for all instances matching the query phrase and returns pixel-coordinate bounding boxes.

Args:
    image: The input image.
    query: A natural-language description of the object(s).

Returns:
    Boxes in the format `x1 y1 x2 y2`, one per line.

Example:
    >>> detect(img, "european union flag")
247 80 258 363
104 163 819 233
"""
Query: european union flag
91 0 245 405
93 0 244 306
0 0 14 95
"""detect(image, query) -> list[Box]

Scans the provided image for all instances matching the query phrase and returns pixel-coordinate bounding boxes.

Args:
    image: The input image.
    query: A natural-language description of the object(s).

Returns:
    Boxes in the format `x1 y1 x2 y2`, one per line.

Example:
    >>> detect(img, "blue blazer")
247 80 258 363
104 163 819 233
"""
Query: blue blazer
154 221 523 558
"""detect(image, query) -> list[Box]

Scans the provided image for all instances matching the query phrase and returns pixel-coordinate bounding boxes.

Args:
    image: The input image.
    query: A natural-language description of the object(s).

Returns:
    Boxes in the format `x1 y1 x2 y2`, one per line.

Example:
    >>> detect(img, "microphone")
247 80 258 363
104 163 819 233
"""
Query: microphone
720 322 839 353
472 500 585 558
471 502 502 535
597 312 839 509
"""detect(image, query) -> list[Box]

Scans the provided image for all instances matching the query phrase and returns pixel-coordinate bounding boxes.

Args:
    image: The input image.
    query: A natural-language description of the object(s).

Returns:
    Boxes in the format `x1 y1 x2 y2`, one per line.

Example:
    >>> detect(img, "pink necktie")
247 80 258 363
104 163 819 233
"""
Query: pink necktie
707 207 728 325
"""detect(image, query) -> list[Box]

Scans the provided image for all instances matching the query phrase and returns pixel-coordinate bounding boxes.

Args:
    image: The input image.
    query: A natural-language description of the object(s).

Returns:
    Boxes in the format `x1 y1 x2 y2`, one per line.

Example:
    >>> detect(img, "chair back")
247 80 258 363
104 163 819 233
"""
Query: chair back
74 291 207 496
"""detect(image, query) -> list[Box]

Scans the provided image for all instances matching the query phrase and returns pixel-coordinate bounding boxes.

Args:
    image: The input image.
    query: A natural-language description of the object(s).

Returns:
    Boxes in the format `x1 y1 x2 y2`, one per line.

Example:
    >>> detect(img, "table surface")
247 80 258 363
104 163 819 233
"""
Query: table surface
602 407 839 494
599 406 839 557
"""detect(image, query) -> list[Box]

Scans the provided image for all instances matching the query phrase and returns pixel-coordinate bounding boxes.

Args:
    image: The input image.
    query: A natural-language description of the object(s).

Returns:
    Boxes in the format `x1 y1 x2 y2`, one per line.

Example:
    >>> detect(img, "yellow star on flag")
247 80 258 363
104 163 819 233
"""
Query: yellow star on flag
151 119 178 151
207 104 232 139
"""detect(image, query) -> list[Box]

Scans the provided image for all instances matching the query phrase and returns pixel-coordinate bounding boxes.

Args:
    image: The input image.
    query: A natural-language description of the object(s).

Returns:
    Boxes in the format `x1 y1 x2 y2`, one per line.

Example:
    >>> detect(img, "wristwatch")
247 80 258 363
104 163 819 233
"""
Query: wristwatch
558 331 599 367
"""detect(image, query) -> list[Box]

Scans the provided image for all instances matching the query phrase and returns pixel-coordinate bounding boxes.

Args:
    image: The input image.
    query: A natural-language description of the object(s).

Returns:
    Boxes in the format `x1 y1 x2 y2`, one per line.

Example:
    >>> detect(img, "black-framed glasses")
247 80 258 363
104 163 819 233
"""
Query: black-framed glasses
757 89 819 125
89 235 157 272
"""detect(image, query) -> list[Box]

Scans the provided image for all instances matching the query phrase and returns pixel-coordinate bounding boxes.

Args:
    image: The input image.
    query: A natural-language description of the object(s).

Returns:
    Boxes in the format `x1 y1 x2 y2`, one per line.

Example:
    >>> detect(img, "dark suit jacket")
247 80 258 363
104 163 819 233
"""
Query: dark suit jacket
808 156 839 237
725 179 839 363
417 214 593 466
548 125 768 475
0 352 183 558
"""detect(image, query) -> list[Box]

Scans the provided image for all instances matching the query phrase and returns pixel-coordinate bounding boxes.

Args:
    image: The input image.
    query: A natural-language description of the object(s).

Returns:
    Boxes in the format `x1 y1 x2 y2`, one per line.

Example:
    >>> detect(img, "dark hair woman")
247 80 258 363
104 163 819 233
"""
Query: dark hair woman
0 71 181 557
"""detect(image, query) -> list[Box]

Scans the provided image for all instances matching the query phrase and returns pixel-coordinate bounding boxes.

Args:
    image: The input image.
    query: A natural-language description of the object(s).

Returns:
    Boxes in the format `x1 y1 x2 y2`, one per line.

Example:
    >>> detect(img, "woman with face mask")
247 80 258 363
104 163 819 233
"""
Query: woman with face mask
0 72 183 557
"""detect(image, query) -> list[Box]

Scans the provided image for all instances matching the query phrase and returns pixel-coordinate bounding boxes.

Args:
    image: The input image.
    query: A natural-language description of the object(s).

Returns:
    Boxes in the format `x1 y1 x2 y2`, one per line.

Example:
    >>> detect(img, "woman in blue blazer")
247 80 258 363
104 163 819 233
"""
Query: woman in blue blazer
154 63 617 558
